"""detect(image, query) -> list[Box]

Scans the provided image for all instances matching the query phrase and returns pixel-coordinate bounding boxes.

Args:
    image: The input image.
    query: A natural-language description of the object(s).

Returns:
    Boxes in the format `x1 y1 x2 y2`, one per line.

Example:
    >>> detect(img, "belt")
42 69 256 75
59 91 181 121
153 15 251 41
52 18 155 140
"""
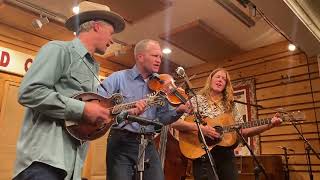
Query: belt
110 128 155 140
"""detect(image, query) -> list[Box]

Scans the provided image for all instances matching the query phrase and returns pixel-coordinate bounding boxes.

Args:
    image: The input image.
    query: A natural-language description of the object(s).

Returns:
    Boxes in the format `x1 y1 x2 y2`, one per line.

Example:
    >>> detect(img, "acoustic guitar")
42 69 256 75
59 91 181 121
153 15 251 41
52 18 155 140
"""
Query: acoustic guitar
65 92 163 141
179 111 304 159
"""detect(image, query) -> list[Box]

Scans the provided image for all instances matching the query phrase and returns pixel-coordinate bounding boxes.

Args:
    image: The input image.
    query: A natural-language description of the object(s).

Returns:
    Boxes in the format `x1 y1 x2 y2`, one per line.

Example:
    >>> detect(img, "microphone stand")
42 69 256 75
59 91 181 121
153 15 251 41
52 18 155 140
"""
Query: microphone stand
181 72 220 180
233 97 268 179
281 147 290 180
234 100 264 109
234 127 268 180
135 126 149 180
288 115 320 180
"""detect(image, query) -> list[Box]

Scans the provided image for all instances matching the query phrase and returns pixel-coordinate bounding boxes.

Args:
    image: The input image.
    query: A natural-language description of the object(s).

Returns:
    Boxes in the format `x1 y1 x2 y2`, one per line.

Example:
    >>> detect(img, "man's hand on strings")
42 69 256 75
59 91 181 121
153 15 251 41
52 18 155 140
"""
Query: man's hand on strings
83 102 111 125
127 99 147 116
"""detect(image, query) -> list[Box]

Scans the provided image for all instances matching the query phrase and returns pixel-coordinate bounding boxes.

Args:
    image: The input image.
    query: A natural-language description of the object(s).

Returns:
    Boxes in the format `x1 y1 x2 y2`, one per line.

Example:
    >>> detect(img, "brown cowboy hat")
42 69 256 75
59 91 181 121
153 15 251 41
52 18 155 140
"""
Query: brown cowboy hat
65 1 125 33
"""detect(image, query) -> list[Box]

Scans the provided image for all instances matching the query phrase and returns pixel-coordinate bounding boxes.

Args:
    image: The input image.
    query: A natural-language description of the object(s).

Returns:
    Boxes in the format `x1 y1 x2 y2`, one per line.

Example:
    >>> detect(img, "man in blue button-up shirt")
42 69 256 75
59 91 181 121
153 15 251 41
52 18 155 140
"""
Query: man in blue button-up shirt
98 39 192 180
13 2 125 180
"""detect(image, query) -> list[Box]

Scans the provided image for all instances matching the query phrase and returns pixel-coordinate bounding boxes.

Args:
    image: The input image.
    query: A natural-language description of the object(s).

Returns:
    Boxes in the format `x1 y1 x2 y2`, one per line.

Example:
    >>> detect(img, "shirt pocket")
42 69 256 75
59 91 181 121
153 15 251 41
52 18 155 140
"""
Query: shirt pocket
70 70 92 91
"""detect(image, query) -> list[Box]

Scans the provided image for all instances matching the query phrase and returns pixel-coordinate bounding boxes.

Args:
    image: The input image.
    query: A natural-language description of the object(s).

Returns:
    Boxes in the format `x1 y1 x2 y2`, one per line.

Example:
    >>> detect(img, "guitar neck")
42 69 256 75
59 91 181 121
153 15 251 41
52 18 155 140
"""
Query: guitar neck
225 118 272 132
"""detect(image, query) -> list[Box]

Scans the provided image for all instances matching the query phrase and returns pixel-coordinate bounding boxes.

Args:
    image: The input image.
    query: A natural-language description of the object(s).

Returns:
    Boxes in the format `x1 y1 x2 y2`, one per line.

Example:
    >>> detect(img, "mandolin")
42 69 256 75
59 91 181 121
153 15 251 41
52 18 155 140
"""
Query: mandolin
65 92 163 141
179 111 304 159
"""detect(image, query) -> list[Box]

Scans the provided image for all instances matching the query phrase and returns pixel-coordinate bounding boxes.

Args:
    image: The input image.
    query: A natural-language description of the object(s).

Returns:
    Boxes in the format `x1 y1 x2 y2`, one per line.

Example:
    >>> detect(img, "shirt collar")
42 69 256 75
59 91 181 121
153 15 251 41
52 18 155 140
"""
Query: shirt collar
72 38 89 58
130 65 142 80
130 65 156 81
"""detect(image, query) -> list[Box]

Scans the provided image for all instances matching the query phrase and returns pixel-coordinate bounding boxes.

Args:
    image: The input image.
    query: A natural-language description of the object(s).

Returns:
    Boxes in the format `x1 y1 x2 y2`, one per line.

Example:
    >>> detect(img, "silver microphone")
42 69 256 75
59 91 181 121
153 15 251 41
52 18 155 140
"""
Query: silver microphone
176 66 185 77
176 66 193 90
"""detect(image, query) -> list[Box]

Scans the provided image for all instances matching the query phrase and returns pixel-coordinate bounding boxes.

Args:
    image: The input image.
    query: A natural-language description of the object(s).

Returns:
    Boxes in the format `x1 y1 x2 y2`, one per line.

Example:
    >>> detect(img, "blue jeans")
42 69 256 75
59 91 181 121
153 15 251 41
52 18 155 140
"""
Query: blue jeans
107 129 164 180
13 162 66 180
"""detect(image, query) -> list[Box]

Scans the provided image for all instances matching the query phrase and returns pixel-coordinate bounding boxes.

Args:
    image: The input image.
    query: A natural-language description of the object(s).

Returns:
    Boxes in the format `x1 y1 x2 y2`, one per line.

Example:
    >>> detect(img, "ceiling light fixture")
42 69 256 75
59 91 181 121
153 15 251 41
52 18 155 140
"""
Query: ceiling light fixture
215 0 255 27
31 14 49 29
288 44 296 51
162 48 172 54
72 6 80 14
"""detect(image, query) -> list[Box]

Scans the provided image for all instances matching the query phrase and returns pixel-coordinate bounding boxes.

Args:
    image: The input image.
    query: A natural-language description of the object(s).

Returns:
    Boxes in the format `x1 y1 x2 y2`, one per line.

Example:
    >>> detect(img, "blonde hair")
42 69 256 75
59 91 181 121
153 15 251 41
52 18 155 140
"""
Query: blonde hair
198 68 234 112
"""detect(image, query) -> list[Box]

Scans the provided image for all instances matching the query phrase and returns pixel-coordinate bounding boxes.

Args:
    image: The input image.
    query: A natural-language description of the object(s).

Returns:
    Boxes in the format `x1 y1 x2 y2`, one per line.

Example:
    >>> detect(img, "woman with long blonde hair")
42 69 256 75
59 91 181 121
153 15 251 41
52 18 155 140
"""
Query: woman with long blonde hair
172 68 282 180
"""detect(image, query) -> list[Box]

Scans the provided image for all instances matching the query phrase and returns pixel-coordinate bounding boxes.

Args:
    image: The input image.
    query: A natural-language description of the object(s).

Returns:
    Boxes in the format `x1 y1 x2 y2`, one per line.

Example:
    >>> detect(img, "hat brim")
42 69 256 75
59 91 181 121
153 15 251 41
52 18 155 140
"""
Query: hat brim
65 10 125 33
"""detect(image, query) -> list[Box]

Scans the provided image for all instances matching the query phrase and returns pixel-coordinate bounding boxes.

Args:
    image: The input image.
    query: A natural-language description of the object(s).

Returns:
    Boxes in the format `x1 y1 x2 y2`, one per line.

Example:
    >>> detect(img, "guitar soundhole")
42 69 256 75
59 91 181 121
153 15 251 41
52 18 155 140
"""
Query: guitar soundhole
214 126 223 135
204 126 223 146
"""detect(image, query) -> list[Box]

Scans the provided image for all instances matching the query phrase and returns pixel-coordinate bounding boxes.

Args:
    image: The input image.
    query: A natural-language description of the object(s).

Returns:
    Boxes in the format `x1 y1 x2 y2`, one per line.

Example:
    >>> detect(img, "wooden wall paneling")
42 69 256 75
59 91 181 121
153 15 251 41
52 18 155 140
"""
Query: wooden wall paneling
223 41 290 67
261 123 319 136
82 131 109 180
187 54 311 89
311 78 320 91
255 66 309 84
257 94 314 109
288 155 320 165
258 110 317 127
0 74 24 180
226 50 301 71
290 172 320 180
260 139 320 154
256 74 312 89
0 22 49 48
258 103 316 115
261 133 319 142
228 54 307 81
0 35 39 55
0 73 22 112
309 62 319 73
185 41 291 76
256 81 311 100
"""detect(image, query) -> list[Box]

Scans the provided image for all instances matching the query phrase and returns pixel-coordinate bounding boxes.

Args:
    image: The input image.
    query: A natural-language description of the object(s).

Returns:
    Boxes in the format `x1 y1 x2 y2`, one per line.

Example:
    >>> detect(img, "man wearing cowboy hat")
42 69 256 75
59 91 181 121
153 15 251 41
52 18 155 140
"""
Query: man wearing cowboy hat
13 2 125 180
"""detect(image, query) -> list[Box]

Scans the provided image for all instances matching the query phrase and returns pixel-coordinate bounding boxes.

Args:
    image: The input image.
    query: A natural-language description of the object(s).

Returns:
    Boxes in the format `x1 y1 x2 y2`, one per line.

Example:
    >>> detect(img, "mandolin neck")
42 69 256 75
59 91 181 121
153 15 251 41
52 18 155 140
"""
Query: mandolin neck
112 99 146 114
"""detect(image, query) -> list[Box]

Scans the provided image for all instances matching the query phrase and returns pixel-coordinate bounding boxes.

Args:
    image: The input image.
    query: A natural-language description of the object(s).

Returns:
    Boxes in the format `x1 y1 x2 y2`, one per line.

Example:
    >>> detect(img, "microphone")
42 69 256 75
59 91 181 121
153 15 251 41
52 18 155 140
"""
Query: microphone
277 146 294 152
175 66 193 89
176 66 186 77
116 111 163 128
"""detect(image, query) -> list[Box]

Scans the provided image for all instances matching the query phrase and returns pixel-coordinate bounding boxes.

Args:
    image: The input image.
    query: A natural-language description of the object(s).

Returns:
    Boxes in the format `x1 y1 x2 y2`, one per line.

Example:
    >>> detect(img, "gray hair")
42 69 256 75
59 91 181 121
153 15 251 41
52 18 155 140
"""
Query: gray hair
78 20 112 34
134 39 160 58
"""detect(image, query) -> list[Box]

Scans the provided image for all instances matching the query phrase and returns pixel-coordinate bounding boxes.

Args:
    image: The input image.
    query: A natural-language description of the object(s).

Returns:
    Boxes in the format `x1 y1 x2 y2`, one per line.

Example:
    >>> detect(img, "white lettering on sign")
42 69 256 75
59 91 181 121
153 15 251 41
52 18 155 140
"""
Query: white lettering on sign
0 46 34 75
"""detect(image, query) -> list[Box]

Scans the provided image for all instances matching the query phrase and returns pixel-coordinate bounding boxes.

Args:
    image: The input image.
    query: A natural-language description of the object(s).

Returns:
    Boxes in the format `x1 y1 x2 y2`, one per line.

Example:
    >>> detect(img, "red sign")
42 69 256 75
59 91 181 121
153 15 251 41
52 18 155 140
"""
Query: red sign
0 47 34 75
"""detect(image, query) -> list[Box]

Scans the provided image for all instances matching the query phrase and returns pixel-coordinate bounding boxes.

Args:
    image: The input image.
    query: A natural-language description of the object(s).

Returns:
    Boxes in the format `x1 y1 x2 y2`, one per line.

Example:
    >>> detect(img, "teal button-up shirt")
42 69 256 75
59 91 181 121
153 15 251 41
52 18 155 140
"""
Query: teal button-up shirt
14 38 99 180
